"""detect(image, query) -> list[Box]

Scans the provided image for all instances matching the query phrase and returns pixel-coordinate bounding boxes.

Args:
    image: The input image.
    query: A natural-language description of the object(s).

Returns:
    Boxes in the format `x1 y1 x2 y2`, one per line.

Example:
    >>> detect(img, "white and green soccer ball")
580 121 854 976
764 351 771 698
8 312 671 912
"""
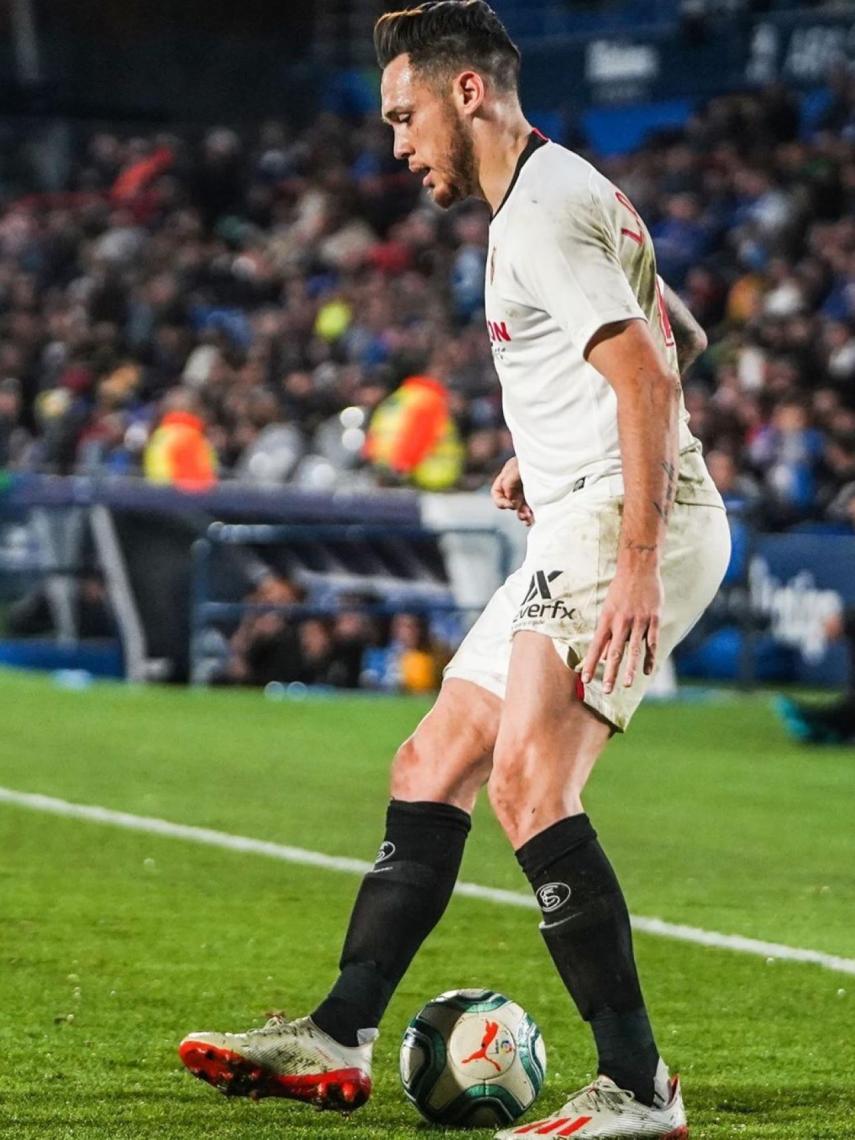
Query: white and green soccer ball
399 988 547 1127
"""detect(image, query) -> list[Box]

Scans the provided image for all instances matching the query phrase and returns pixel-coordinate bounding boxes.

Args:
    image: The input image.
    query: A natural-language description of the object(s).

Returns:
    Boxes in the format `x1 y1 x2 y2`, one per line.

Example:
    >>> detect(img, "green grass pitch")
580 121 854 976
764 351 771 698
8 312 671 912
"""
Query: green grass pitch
0 668 853 1139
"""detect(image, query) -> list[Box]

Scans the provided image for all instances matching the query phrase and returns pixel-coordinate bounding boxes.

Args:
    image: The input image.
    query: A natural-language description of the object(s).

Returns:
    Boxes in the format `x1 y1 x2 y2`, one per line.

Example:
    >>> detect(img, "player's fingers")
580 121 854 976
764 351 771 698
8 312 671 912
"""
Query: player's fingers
491 480 513 509
623 619 647 688
502 481 526 509
517 503 533 526
644 615 660 675
581 614 612 683
601 622 629 694
491 470 513 503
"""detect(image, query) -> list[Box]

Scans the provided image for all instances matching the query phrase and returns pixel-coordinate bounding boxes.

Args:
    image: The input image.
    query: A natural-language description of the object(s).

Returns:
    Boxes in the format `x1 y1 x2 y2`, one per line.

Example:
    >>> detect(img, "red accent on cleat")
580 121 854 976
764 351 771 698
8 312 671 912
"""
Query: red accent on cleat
178 1040 372 1109
664 1129 688 1139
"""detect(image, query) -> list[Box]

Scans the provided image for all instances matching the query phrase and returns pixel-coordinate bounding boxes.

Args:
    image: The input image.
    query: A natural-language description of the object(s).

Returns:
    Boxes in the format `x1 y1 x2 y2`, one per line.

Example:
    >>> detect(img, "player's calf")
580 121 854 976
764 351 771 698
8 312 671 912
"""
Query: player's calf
310 798 471 1045
516 813 661 1106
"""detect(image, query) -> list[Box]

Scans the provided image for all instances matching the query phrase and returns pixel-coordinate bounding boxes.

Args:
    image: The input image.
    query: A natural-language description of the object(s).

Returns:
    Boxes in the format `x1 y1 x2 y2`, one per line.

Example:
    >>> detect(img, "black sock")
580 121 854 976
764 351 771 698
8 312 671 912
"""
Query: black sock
312 799 471 1045
516 814 659 1106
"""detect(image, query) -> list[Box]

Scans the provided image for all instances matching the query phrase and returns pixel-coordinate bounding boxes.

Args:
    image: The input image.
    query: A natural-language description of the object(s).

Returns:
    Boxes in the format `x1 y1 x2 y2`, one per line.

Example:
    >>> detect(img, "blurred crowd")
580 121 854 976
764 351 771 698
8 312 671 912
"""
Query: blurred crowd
216 580 450 694
1 70 854 530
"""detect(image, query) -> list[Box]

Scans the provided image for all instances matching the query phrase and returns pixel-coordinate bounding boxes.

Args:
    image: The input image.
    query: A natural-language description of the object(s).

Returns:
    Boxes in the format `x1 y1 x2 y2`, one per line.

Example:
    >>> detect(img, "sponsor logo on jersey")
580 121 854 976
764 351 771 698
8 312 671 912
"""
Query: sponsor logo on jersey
522 570 562 604
517 571 577 623
537 882 572 913
486 319 512 343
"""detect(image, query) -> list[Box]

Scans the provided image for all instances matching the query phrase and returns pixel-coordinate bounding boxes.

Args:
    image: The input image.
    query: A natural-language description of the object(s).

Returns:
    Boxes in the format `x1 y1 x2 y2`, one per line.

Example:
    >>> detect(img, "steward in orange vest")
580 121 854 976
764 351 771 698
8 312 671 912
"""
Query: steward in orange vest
144 393 217 492
364 375 463 491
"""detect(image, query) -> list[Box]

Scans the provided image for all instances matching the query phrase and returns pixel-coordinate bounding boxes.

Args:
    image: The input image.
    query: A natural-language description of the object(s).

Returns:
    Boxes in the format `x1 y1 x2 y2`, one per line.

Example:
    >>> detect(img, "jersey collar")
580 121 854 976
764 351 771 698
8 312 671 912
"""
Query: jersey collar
491 127 549 221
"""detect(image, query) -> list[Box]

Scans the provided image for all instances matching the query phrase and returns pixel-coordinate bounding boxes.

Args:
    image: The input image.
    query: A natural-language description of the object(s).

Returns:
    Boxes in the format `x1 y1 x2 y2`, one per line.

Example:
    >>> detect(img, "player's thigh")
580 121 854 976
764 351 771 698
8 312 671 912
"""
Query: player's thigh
390 677 502 811
507 498 730 733
658 502 731 656
443 563 527 700
489 630 611 846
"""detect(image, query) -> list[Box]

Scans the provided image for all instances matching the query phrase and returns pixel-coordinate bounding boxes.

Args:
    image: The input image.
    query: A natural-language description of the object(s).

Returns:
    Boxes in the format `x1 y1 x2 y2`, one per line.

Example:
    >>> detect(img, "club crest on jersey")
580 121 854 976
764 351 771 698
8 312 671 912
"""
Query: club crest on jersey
375 841 396 864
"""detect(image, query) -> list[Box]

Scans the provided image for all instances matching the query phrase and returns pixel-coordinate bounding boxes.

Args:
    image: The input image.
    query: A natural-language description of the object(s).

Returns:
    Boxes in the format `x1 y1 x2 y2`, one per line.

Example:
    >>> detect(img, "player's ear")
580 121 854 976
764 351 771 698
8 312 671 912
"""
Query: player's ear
453 70 485 117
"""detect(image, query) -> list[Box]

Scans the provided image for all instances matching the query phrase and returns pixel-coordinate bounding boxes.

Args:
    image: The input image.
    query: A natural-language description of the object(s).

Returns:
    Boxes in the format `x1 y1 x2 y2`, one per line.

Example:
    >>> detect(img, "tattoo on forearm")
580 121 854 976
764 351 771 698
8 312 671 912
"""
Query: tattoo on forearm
652 460 678 524
624 538 658 553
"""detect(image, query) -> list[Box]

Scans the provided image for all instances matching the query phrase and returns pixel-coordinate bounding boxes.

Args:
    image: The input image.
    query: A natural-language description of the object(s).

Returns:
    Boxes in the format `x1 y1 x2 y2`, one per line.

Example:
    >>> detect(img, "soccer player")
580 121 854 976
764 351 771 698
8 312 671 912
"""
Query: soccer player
179 4 730 1136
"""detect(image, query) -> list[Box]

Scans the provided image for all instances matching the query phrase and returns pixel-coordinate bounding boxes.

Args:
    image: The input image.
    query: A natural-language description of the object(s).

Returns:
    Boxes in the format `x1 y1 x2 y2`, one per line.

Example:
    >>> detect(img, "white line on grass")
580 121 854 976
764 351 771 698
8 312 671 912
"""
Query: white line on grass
3 784 854 978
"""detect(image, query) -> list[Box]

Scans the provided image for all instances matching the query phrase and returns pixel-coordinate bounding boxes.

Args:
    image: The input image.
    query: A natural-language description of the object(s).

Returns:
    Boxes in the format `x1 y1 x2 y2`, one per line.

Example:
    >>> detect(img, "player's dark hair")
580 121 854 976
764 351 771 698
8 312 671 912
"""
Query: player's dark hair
374 1 521 93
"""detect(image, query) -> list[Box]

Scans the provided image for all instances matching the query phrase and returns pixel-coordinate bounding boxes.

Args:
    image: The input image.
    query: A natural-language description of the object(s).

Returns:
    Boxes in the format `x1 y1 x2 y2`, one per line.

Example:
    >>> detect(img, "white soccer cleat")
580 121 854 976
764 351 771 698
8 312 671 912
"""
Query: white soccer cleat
494 1059 687 1138
178 1013 377 1111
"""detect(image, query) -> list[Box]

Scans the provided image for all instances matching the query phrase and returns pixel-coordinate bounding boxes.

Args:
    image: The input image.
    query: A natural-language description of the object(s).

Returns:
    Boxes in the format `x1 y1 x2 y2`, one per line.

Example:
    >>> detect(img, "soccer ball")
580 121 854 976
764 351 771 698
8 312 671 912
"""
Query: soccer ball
399 988 547 1127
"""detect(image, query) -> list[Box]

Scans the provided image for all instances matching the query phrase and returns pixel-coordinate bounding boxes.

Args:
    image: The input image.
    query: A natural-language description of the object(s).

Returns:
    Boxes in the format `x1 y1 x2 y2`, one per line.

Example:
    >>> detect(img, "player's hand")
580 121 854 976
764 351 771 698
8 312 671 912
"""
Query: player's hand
581 564 663 694
491 457 534 527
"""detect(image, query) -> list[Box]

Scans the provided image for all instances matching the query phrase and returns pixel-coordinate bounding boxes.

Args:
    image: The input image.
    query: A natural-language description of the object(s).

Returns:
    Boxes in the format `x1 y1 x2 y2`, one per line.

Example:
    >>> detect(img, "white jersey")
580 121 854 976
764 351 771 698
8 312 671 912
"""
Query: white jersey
485 132 717 515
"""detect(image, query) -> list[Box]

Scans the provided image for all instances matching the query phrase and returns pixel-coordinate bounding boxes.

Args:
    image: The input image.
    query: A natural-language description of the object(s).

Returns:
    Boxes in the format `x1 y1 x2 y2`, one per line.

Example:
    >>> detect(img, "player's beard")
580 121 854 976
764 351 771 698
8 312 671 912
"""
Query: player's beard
431 104 480 208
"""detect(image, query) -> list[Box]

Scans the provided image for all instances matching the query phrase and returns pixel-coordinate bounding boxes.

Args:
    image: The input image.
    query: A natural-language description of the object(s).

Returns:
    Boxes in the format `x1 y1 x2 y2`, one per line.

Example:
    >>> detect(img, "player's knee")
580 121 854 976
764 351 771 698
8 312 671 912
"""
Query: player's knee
488 735 539 840
389 735 426 799
390 683 497 808
389 732 489 808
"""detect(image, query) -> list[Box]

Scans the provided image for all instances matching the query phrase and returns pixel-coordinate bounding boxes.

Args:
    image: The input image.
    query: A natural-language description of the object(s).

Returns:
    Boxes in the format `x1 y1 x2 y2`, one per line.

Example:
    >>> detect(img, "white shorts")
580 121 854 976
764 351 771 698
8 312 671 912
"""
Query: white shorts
444 480 730 732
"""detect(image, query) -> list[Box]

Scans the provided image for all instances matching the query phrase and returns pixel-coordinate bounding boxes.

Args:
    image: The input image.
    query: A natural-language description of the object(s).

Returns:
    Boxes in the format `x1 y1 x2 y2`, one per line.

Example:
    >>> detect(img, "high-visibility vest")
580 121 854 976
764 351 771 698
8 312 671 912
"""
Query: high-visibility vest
365 375 463 491
144 411 217 491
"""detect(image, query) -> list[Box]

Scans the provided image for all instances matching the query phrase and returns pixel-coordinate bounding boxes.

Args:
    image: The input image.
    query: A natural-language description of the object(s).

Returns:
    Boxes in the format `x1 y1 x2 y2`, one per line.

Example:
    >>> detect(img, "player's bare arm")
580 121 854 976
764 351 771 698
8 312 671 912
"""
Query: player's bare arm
491 284 700 534
661 280 708 373
490 456 533 525
580 318 681 693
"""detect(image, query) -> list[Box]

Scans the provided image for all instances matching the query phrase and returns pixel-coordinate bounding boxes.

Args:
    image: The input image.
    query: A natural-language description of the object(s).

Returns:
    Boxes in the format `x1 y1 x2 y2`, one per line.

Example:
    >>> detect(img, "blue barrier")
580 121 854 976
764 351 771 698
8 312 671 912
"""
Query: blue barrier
0 473 421 526
680 527 855 686
750 533 855 685
0 638 123 677
1 476 852 688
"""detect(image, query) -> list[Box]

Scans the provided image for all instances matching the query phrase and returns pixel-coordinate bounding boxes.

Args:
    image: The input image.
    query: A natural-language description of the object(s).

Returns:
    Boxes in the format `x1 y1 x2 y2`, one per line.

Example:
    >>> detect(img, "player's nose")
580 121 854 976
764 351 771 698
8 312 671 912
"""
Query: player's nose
393 134 414 162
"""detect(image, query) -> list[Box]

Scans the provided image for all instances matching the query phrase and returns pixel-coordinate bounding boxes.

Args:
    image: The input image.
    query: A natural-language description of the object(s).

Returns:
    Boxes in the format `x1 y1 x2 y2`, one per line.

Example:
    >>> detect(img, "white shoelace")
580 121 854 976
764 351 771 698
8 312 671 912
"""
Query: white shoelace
241 1013 310 1038
559 1078 636 1116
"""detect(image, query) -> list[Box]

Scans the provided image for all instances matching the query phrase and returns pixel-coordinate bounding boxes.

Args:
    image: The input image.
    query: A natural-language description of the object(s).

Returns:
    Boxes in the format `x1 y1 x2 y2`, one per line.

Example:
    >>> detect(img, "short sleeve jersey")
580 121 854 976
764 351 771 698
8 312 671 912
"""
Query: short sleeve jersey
485 132 705 513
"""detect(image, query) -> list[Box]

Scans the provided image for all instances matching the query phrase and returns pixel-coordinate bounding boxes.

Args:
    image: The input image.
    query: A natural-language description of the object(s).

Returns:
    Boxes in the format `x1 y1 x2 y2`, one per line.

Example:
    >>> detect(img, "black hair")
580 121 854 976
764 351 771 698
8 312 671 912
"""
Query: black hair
374 1 520 92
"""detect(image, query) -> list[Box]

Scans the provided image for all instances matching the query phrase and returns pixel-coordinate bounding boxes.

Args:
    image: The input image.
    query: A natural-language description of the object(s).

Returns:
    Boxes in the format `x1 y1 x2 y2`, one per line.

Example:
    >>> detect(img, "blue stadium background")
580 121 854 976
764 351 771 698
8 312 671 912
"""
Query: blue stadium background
0 0 853 694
